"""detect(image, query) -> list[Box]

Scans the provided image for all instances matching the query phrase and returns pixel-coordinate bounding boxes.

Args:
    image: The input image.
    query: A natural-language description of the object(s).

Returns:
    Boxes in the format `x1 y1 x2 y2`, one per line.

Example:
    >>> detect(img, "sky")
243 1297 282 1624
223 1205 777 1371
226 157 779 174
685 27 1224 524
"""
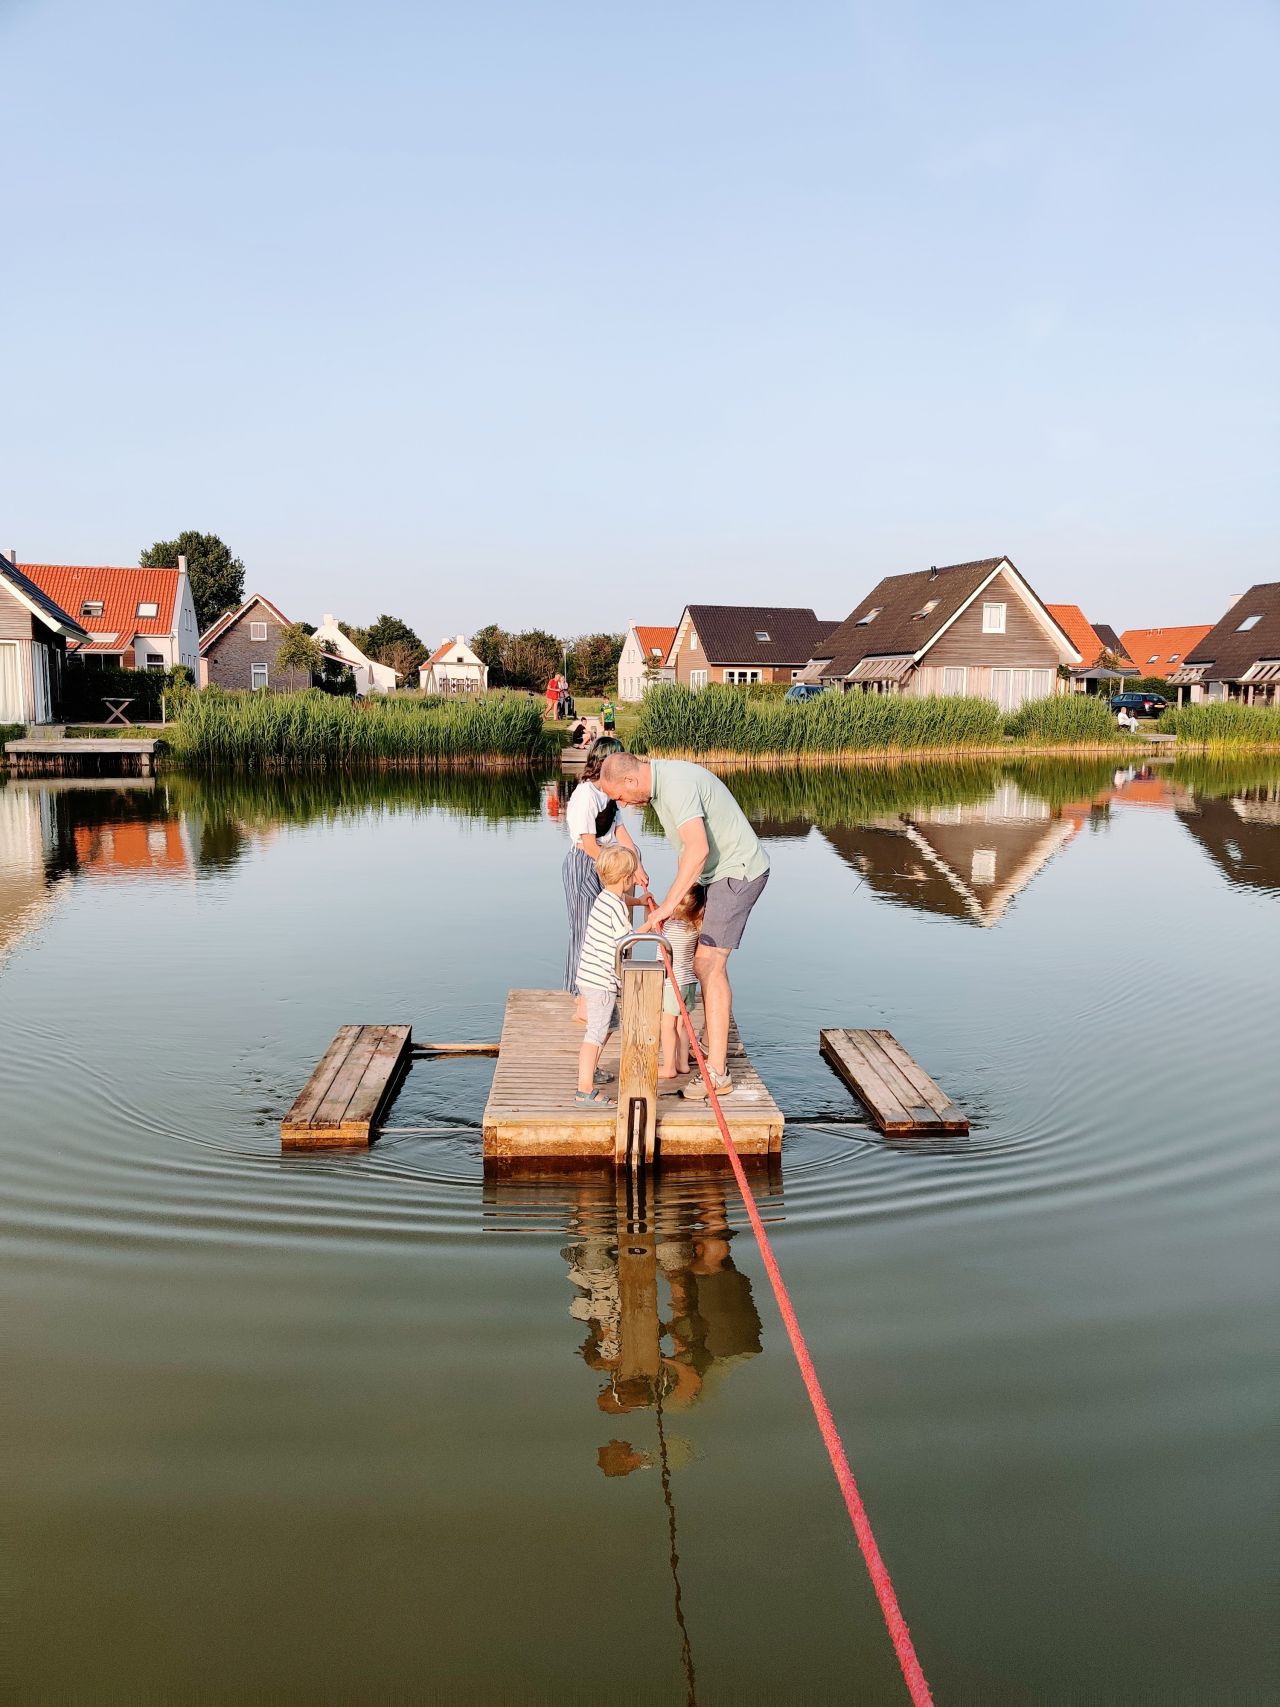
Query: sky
1 0 1276 640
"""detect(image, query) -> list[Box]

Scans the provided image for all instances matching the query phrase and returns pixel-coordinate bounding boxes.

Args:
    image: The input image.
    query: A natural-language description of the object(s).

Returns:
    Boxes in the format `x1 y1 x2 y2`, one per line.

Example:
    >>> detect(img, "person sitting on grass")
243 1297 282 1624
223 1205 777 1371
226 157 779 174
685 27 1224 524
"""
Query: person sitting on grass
574 843 639 1107
658 883 705 1081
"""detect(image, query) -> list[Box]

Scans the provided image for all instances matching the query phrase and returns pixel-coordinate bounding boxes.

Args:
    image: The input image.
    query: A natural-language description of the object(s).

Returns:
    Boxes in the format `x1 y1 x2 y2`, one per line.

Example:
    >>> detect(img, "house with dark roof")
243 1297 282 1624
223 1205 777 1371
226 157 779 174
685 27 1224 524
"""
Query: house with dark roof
19 559 199 677
0 552 89 723
1171 586 1280 704
618 624 677 701
668 606 839 688
200 594 318 691
1090 623 1129 661
803 557 1079 712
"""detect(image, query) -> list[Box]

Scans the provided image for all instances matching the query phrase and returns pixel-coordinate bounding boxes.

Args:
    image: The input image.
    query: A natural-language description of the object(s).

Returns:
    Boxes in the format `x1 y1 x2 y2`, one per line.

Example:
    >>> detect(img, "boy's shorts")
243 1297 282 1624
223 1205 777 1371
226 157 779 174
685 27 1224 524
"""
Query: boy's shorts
582 986 618 1046
663 979 698 1018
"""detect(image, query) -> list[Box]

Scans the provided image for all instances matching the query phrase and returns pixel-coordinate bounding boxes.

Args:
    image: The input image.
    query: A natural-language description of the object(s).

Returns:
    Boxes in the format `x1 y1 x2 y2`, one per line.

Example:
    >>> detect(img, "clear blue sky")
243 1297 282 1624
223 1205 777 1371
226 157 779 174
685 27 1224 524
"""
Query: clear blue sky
2 0 1275 639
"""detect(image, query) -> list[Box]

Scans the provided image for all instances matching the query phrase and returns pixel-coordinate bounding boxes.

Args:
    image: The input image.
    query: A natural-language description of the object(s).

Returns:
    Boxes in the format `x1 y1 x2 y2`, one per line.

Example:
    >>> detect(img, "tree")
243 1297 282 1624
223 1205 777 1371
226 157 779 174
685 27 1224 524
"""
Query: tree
363 613 427 677
470 624 508 686
501 629 564 692
566 632 624 696
140 531 245 633
275 623 324 690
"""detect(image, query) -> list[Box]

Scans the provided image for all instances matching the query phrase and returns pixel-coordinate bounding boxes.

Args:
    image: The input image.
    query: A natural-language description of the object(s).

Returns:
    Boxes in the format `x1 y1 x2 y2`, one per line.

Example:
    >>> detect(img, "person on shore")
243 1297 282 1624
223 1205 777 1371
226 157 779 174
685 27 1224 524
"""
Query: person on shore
563 738 647 1023
574 844 639 1106
659 883 705 1080
601 698 616 733
598 755 769 1100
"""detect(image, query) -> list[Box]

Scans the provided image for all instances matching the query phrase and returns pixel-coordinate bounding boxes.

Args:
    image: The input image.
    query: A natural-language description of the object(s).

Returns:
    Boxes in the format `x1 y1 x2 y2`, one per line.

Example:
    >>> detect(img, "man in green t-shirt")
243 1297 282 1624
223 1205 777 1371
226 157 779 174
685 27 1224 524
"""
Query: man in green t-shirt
599 754 770 1100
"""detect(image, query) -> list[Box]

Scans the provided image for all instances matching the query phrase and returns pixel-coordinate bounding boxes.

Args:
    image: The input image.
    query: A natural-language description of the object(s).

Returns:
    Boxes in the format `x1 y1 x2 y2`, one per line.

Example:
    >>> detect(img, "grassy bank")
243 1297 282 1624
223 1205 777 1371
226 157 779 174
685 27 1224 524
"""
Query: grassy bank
170 688 546 767
1156 702 1280 747
636 683 1123 759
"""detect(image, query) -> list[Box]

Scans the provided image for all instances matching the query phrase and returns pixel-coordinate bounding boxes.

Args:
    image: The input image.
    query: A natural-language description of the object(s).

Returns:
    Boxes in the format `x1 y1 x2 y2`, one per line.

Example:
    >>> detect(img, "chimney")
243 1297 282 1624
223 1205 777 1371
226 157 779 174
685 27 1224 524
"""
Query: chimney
929 565 938 580
322 613 336 628
1225 592 1243 610
457 633 465 647
178 554 188 574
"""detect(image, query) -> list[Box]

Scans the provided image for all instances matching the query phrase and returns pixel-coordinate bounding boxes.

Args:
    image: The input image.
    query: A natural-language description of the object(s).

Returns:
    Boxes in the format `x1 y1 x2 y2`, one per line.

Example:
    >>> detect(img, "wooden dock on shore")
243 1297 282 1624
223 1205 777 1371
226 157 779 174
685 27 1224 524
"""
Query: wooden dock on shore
4 737 158 775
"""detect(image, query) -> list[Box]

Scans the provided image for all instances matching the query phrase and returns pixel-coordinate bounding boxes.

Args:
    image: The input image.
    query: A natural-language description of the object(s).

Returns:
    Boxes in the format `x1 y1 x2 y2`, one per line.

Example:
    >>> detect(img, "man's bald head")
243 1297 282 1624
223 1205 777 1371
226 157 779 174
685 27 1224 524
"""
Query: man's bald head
599 753 652 804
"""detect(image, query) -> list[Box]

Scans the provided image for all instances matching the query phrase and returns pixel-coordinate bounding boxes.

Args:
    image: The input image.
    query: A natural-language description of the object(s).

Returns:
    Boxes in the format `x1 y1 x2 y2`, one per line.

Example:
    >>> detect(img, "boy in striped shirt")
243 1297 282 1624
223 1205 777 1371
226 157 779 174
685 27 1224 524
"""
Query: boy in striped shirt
574 843 639 1106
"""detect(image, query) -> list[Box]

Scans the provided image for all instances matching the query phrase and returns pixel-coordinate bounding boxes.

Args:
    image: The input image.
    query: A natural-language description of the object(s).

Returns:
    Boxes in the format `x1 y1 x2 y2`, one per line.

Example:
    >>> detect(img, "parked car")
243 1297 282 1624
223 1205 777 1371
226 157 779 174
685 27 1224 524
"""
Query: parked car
785 682 826 703
1110 691 1170 718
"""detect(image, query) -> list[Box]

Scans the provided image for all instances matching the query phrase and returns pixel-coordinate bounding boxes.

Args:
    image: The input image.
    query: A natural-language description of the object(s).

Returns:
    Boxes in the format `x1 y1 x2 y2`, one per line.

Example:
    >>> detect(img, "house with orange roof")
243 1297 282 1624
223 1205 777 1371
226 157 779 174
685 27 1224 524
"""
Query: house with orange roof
1118 625 1212 684
417 634 489 694
618 623 677 701
19 557 199 677
0 552 89 723
1046 604 1138 692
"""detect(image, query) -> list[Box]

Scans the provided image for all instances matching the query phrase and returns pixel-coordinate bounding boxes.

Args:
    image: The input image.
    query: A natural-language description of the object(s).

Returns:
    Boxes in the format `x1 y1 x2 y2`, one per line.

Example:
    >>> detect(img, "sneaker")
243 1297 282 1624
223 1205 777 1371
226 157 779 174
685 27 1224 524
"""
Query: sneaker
681 1070 732 1100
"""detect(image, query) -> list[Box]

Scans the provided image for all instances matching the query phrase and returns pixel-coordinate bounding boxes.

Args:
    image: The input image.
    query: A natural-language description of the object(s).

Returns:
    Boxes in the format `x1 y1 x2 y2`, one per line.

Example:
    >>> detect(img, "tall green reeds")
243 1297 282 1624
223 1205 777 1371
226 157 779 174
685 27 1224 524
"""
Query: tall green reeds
1002 694 1120 743
170 688 546 768
1157 702 1280 745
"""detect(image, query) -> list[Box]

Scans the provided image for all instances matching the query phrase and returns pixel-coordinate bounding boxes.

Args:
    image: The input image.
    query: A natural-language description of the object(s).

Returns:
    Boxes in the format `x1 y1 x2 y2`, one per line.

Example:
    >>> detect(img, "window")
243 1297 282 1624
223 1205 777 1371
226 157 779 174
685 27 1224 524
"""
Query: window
942 666 968 695
971 849 997 885
912 598 940 619
81 599 104 618
723 669 761 684
250 620 269 642
755 630 770 642
689 632 698 651
689 669 707 689
145 653 164 672
982 602 1007 634
1238 614 1261 631
856 607 882 625
791 669 801 680
1169 653 1180 663
1148 654 1158 664
251 664 268 690
137 601 159 618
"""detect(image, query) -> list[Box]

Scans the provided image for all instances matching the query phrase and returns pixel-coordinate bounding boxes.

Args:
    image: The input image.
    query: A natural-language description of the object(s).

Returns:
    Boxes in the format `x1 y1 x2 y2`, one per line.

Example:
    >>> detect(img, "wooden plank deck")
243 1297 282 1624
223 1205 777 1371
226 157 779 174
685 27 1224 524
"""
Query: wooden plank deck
281 1023 413 1148
819 1027 969 1135
483 989 782 1159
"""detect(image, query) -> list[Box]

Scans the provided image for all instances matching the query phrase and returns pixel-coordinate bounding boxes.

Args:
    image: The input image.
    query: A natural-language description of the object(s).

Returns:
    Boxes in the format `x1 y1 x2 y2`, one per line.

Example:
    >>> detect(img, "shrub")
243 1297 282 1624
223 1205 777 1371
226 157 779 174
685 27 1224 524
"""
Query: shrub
0 722 24 748
168 687 546 767
1156 701 1280 744
1003 694 1120 743
63 661 193 721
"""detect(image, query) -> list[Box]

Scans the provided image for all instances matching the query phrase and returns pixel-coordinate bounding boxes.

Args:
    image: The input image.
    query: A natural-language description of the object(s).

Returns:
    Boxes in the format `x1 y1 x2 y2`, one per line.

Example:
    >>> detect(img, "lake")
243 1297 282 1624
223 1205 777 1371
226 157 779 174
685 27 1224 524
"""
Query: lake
2 757 1277 1703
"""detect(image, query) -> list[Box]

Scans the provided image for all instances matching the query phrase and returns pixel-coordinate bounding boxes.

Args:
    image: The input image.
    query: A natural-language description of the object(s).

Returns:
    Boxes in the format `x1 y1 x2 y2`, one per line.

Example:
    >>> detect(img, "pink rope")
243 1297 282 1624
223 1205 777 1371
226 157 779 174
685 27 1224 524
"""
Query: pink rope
647 915 933 1705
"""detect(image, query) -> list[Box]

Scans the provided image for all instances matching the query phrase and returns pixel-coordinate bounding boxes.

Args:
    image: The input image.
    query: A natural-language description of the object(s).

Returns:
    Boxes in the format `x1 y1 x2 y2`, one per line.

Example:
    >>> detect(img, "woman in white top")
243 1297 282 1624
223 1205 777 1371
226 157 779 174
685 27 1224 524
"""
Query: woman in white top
563 738 647 1020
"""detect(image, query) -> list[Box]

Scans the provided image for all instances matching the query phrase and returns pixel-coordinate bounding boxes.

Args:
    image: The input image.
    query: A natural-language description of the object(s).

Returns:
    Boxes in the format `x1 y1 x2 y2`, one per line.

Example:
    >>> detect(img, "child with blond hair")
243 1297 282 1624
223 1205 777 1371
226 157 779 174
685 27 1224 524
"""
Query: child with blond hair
574 843 639 1106
658 883 705 1079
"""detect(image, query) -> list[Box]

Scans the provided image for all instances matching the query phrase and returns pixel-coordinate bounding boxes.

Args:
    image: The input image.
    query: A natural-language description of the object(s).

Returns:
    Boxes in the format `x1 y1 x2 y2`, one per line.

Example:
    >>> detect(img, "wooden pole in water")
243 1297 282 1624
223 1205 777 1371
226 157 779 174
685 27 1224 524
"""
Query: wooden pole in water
614 962 663 1168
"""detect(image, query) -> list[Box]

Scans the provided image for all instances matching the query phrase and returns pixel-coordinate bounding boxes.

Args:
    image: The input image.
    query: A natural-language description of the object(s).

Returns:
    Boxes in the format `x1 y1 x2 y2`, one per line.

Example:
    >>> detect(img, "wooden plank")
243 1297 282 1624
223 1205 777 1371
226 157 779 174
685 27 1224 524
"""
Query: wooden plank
340 1024 412 1135
411 1041 500 1057
867 1030 969 1132
820 1028 916 1132
840 1031 941 1129
282 1025 362 1132
311 1024 387 1128
614 964 664 1165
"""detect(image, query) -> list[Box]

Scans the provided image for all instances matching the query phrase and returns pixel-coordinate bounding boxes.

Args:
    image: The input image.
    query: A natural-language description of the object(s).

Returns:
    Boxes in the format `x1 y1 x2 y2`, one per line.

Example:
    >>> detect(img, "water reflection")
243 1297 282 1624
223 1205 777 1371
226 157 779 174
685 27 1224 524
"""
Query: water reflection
1176 783 1280 894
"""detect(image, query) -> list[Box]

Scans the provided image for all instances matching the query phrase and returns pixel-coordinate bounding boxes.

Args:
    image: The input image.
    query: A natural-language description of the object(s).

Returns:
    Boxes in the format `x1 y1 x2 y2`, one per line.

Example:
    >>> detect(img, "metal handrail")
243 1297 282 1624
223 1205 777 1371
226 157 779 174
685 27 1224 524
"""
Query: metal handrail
614 926 672 977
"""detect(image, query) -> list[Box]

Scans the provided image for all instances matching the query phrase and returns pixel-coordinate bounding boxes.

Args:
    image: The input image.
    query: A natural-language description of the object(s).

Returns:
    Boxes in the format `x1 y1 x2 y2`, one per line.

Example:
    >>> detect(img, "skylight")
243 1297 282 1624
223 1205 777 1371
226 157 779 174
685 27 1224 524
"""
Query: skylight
1148 654 1158 664
81 600 104 617
137 601 159 618
856 607 882 626
912 598 940 619
1238 614 1261 631
755 630 770 641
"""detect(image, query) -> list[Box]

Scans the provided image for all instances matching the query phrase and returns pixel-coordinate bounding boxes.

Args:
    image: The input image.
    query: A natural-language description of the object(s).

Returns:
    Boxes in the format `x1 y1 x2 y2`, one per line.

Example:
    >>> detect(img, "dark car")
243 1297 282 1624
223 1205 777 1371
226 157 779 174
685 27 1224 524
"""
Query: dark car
785 682 826 703
1110 691 1170 717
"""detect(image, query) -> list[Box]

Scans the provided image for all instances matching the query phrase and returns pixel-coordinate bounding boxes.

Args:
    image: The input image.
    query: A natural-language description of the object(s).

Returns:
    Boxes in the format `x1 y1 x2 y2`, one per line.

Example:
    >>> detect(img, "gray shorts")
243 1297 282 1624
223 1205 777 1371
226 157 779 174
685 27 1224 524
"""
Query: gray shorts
582 986 618 1046
699 869 770 951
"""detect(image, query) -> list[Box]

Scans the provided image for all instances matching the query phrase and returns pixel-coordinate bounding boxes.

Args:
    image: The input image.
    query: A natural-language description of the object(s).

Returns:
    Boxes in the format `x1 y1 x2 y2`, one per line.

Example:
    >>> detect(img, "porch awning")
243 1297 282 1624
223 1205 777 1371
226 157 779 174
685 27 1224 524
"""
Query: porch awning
795 656 833 684
1241 660 1280 683
847 655 915 684
1167 664 1208 684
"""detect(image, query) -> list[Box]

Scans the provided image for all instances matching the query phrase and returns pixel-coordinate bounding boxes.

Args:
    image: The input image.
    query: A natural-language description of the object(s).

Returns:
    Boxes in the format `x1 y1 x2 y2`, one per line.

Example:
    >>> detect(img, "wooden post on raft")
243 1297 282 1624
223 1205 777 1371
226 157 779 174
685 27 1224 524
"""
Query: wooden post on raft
614 961 663 1168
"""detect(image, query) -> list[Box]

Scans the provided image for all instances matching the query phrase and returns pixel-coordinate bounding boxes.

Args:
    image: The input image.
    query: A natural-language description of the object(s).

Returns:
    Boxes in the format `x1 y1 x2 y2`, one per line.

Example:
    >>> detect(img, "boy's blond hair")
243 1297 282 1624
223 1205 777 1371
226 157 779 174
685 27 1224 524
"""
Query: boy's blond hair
595 844 638 888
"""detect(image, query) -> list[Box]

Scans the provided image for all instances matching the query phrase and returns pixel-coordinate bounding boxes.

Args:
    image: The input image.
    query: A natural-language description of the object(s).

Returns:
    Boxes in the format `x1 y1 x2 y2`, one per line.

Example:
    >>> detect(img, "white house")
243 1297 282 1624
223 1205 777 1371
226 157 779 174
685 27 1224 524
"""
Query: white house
418 634 489 694
617 623 677 702
311 614 398 694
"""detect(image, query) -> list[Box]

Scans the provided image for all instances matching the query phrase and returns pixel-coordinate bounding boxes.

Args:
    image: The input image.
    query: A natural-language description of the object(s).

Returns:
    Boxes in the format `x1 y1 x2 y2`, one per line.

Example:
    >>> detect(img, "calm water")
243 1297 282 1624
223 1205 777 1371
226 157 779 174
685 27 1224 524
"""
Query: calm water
2 758 1277 1703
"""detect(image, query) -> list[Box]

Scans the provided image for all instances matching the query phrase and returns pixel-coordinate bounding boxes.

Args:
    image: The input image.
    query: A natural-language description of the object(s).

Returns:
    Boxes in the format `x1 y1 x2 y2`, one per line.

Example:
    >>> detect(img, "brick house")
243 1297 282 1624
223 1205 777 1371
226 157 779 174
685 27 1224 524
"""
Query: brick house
804 556 1079 712
199 595 316 691
0 552 88 723
20 559 199 676
668 606 839 687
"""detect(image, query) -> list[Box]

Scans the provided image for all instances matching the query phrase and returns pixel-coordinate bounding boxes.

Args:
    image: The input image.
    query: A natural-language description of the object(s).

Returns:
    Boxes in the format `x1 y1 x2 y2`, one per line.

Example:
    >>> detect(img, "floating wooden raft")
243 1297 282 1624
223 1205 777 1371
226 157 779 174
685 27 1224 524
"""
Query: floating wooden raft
483 990 782 1159
819 1028 969 1135
282 1023 413 1148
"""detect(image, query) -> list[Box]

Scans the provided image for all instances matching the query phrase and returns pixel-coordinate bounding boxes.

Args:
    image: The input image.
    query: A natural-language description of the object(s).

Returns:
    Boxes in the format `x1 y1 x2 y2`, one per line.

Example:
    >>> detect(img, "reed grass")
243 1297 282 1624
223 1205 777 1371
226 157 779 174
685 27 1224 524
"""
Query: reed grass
1002 694 1120 743
1156 701 1280 745
170 688 546 767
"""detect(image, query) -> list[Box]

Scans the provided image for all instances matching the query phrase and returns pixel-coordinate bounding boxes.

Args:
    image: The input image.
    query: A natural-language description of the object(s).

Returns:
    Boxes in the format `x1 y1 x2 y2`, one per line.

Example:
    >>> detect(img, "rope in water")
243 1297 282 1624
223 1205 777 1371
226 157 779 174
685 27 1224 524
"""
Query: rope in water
642 909 933 1707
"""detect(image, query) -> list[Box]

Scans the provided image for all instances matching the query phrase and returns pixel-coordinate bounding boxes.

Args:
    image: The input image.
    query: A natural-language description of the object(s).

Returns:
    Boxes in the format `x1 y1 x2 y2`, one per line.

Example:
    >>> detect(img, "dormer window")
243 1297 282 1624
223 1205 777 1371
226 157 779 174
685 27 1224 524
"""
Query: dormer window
137 601 159 618
856 607 882 626
81 600 104 618
913 598 940 620
1238 613 1262 631
755 630 770 642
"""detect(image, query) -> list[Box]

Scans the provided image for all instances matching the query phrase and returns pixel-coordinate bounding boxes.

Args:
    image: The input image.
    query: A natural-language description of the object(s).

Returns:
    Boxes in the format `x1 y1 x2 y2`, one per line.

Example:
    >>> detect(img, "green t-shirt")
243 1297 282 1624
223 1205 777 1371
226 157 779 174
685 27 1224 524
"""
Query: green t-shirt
649 760 770 886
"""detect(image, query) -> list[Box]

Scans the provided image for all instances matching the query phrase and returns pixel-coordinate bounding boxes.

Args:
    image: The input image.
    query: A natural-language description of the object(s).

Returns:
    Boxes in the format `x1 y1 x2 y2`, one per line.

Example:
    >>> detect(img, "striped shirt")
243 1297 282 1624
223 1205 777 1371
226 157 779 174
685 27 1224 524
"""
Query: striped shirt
576 890 632 994
665 917 698 989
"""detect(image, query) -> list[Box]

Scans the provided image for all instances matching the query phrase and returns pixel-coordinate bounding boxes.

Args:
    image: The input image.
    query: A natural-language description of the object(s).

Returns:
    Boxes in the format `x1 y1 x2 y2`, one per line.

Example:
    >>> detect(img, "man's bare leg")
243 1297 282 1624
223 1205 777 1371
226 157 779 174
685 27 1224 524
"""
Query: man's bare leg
694 944 732 1079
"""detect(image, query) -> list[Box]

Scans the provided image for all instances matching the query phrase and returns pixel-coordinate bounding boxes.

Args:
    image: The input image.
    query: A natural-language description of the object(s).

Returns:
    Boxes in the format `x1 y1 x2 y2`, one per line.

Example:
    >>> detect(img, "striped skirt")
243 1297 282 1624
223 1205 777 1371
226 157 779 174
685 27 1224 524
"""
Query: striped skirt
562 845 602 993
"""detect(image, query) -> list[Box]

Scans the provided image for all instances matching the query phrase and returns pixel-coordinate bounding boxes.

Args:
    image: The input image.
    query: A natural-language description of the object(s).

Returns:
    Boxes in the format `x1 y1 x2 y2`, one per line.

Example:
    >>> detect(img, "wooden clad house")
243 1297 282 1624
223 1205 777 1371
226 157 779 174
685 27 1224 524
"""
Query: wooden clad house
668 606 839 687
804 557 1079 712
200 595 313 691
19 560 199 676
1175 584 1280 704
617 624 676 701
0 552 89 723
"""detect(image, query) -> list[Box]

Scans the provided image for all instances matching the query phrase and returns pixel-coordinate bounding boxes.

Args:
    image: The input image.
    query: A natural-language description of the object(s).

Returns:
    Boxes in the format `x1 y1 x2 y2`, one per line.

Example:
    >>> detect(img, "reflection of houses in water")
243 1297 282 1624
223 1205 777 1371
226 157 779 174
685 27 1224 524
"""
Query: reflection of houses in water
0 783 64 961
484 1169 772 1475
821 781 1078 926
71 816 191 880
1175 786 1280 896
